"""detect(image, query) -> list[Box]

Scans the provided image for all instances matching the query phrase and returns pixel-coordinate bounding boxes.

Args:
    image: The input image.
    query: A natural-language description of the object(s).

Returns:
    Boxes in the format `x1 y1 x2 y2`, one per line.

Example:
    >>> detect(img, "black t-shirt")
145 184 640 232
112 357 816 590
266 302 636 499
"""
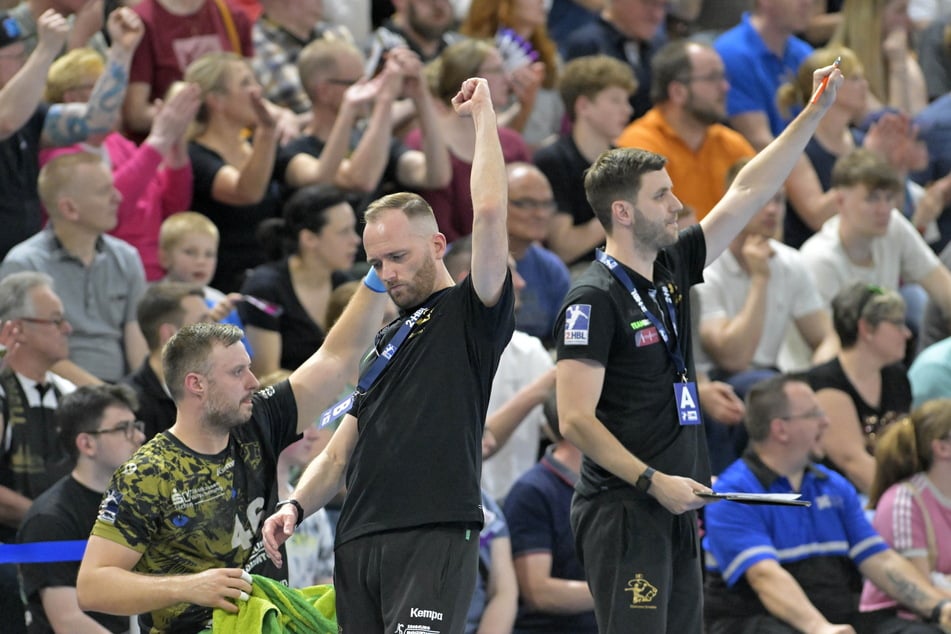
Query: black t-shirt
238 259 354 370
807 357 911 482
275 131 409 214
533 135 601 265
555 225 710 497
121 359 176 441
18 475 129 634
0 106 47 261
336 274 516 547
188 142 282 292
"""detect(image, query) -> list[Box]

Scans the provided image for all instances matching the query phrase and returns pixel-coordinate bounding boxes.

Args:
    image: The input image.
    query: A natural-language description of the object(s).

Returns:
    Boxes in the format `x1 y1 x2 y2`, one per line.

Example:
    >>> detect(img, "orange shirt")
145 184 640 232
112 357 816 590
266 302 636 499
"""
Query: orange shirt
615 108 755 221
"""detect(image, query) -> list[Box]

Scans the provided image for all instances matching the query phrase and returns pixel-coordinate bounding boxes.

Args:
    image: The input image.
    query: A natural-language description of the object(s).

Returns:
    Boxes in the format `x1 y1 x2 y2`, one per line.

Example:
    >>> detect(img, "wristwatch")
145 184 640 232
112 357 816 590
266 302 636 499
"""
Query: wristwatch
635 467 656 493
928 599 950 624
275 499 305 527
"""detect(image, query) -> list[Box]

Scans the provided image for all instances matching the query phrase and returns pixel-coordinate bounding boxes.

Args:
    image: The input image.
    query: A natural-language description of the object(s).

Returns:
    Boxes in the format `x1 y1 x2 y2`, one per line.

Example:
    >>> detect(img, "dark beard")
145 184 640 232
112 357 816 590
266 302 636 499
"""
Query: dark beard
685 101 724 126
407 7 450 42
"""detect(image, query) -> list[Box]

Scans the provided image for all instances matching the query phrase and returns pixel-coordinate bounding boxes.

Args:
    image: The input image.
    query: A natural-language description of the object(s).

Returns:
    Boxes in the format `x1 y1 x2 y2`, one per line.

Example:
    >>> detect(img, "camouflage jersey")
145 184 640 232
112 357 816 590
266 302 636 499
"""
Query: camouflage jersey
91 380 299 633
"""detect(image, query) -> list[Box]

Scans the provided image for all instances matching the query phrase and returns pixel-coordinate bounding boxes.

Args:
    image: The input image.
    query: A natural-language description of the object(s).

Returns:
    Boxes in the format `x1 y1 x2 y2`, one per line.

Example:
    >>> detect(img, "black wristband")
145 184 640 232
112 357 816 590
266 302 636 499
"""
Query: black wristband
275 499 305 528
928 599 949 624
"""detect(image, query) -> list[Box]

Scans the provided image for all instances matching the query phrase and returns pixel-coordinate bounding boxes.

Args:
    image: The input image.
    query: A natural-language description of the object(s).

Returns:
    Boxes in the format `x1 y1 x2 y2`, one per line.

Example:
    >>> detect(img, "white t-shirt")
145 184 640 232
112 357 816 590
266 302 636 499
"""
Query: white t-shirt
481 330 553 502
779 209 940 371
696 239 825 371
799 209 939 303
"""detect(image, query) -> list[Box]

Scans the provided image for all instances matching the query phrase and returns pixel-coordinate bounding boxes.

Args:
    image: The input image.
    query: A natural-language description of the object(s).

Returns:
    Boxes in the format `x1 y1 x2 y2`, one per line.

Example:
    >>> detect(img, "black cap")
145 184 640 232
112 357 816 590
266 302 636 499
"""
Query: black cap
0 15 24 50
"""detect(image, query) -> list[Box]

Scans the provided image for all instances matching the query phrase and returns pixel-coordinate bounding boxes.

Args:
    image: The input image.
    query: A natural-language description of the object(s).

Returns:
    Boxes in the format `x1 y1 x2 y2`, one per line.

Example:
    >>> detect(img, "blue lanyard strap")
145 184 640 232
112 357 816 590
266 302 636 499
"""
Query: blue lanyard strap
318 300 434 429
595 249 687 381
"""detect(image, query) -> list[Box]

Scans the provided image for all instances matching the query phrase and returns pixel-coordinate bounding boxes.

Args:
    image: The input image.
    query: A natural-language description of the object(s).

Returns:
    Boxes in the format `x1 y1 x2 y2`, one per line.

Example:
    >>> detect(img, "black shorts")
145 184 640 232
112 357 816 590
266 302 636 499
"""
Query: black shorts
571 490 703 633
334 524 479 634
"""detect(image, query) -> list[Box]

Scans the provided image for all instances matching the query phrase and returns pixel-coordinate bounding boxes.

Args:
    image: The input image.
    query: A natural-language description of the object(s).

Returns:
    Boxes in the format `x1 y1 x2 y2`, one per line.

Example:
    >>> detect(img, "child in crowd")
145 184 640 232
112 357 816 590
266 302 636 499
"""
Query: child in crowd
158 212 252 354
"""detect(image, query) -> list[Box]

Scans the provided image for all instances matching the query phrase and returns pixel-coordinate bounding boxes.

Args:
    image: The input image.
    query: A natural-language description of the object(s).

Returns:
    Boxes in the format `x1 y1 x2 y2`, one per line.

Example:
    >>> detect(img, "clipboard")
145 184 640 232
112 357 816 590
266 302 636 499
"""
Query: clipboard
696 492 812 507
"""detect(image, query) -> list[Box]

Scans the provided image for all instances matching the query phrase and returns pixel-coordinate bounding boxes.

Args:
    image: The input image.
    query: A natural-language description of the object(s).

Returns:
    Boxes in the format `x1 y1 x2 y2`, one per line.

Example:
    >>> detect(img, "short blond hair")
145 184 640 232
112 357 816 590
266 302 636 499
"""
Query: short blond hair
45 47 104 103
37 152 104 213
159 212 220 252
364 192 438 234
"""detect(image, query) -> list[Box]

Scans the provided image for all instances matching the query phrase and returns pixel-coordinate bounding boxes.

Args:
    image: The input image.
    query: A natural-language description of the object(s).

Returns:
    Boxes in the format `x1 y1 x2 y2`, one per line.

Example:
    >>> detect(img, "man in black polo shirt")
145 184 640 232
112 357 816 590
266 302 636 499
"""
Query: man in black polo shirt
262 77 515 634
553 62 845 632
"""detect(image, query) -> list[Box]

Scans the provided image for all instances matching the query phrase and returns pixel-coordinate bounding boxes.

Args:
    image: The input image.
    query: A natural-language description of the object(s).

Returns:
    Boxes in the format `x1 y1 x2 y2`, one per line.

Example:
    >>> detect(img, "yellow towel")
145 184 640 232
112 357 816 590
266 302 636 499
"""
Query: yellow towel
212 575 337 633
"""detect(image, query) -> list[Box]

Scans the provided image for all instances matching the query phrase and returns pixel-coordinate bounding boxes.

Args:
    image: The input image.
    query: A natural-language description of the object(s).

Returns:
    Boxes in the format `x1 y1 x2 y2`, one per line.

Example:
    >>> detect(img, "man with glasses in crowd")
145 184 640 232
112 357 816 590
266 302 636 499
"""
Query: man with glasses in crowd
616 39 755 224
0 271 77 541
505 162 570 346
0 271 79 633
703 374 951 633
18 384 144 634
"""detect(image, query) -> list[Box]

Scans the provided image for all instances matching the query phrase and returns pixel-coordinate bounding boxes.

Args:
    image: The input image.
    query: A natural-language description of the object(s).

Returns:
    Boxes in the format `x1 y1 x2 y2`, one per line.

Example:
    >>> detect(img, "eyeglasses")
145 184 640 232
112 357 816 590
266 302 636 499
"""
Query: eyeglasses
510 198 556 212
324 78 361 87
85 420 145 441
877 317 907 327
20 315 69 328
779 407 826 421
681 72 727 84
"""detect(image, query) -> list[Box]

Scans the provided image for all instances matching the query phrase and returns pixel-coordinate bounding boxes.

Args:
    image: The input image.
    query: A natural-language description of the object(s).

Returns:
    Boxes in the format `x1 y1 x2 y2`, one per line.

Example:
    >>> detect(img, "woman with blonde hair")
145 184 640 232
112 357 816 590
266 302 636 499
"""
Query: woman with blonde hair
185 51 282 292
775 45 923 249
830 0 928 116
775 45 869 247
460 0 562 148
859 400 951 629
807 283 913 495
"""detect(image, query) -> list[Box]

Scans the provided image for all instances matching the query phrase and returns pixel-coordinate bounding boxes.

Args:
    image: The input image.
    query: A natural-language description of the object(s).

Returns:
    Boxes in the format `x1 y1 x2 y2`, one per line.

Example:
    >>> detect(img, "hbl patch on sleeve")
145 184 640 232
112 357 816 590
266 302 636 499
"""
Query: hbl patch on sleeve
564 304 592 345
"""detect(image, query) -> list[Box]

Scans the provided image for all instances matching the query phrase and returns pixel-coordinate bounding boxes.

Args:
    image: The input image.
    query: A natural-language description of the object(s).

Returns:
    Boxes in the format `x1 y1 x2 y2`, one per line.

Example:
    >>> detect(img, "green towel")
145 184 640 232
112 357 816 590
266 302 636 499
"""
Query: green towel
211 575 337 634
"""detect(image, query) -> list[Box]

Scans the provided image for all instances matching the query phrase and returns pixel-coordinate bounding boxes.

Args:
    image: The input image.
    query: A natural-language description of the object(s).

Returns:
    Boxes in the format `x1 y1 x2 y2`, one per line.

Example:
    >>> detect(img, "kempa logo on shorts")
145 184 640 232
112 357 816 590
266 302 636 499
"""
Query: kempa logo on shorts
624 573 658 608
409 607 443 621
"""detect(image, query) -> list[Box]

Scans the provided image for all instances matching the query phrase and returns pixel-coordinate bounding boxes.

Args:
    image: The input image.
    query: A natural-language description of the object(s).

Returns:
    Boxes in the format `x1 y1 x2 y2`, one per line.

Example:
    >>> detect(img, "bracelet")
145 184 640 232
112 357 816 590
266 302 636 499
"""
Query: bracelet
363 267 387 293
928 599 949 624
275 499 305 528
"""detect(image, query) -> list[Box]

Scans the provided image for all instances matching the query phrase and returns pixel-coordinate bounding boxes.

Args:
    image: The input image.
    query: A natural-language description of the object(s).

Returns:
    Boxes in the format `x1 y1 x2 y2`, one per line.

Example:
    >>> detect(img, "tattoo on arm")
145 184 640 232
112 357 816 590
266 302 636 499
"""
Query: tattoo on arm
42 60 127 146
885 568 930 614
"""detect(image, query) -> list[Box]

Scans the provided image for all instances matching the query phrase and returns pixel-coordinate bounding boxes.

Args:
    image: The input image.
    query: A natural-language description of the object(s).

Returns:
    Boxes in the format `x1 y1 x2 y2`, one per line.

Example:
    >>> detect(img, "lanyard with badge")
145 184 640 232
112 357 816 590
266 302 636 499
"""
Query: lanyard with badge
595 250 701 426
317 300 434 429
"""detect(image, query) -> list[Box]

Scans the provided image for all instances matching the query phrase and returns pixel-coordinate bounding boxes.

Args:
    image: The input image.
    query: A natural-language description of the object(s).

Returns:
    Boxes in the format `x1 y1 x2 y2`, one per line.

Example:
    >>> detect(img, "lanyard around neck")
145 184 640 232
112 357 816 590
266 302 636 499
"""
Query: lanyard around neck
318 298 436 428
595 249 687 381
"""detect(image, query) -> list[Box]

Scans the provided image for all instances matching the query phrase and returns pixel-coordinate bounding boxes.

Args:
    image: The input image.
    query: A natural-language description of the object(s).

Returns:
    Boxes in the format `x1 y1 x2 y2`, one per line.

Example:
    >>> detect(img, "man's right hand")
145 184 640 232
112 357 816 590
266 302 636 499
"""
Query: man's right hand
261 504 300 568
648 472 711 515
188 568 252 614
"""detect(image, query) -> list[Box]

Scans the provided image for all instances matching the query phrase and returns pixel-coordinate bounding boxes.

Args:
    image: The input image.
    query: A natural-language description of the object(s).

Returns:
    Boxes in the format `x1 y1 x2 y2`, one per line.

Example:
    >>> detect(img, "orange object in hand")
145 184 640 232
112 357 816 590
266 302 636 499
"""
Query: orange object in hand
811 56 841 105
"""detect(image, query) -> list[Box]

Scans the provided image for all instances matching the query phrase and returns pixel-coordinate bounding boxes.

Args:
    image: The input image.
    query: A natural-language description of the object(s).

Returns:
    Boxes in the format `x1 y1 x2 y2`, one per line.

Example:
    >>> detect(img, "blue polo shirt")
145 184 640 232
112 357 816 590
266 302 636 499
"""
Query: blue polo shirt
702 451 887 624
715 13 813 137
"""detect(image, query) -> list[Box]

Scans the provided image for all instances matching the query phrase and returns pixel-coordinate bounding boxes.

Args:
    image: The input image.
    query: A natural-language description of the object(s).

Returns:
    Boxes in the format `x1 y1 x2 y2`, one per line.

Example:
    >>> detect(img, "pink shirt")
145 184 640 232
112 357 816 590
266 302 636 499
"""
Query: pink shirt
860 472 951 615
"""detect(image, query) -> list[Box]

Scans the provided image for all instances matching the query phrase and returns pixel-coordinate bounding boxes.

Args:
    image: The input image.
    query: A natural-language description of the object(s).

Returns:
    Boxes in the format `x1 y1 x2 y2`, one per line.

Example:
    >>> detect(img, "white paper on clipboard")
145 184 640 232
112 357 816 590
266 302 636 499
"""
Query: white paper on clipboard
695 492 812 507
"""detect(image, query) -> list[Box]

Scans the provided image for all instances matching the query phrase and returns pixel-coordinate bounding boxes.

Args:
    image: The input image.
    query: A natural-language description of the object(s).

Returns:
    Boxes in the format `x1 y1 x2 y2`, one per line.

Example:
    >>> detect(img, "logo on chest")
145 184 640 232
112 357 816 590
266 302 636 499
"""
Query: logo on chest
634 326 660 347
